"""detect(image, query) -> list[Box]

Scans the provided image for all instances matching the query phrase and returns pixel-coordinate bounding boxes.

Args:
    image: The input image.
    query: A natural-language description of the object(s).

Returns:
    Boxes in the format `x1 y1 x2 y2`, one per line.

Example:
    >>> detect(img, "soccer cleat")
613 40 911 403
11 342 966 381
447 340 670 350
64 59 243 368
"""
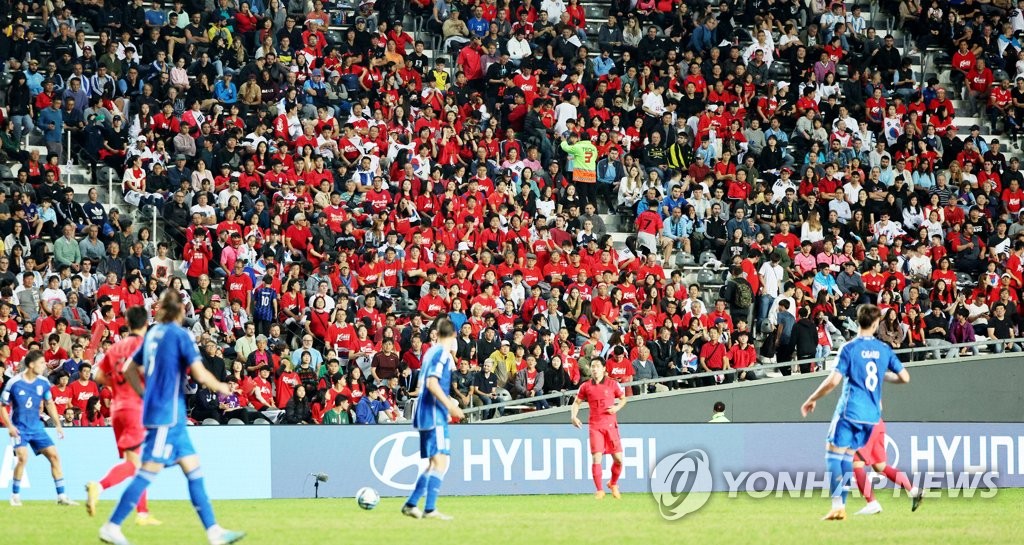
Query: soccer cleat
135 514 163 526
9 494 22 507
86 481 101 516
594 490 606 500
423 510 454 521
912 490 925 512
854 501 883 515
57 494 78 506
607 483 621 499
99 523 132 545
209 529 246 545
821 508 847 521
401 504 423 519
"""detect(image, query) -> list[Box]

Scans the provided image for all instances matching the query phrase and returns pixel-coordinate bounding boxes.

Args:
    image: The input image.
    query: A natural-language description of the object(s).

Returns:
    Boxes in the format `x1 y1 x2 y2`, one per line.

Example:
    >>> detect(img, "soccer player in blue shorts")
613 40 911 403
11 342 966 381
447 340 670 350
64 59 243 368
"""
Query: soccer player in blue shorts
402 315 464 521
0 350 77 506
801 304 911 520
99 291 244 545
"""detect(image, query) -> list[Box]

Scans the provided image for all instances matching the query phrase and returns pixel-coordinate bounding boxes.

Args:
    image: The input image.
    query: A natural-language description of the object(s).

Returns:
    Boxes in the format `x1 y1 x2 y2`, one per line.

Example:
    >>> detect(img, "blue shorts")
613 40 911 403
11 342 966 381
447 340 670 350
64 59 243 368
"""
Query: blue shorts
13 429 54 455
141 424 196 466
827 416 874 451
418 425 450 459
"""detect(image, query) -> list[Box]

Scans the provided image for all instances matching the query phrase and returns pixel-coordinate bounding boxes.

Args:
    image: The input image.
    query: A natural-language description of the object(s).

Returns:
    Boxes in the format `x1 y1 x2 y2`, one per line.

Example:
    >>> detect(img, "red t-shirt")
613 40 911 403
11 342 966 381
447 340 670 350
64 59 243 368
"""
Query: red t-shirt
576 377 622 429
69 379 100 411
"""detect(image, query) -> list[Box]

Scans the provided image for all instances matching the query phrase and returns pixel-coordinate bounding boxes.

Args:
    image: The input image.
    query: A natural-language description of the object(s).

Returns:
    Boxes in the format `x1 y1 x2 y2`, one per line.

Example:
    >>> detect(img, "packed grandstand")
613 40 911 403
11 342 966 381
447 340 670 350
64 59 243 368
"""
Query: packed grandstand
0 0 1019 424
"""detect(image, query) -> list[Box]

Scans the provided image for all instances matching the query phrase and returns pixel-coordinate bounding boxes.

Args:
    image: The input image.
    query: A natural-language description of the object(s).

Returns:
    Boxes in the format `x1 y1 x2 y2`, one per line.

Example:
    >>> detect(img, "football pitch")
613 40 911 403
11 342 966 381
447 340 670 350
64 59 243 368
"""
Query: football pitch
7 489 1023 545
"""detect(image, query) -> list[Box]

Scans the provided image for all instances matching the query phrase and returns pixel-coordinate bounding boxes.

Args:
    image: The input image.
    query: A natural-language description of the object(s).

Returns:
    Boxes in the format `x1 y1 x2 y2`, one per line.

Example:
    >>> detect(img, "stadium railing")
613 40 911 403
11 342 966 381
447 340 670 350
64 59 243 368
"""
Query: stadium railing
460 338 1009 421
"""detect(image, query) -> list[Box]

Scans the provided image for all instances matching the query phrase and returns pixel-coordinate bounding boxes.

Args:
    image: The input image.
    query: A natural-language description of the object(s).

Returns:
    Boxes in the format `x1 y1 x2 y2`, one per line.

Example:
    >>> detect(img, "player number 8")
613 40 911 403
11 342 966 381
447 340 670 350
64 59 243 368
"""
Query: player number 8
865 361 878 392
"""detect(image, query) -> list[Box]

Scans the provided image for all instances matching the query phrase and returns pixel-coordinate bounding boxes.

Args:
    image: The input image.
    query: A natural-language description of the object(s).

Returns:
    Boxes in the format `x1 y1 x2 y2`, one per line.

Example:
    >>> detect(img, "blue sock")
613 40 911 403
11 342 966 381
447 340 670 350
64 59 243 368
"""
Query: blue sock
54 478 66 495
110 470 155 525
405 471 431 508
187 468 217 530
826 452 845 502
840 454 854 504
424 473 444 513
12 479 20 494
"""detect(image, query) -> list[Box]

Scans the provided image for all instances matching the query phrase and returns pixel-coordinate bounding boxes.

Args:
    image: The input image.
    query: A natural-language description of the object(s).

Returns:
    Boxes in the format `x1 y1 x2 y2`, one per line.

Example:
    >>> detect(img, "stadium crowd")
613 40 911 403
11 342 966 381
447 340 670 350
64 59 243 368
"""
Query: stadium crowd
0 0 1023 425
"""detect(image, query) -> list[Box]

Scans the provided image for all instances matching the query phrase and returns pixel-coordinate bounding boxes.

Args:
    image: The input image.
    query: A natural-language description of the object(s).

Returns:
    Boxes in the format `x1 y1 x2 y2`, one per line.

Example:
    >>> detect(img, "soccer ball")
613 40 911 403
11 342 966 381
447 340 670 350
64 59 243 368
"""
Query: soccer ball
355 487 380 510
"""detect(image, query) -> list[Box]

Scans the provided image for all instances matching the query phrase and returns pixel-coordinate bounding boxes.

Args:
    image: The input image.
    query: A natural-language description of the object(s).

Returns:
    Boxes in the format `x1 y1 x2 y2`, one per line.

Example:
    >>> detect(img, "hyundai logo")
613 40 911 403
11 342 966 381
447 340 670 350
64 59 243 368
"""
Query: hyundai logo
370 432 429 491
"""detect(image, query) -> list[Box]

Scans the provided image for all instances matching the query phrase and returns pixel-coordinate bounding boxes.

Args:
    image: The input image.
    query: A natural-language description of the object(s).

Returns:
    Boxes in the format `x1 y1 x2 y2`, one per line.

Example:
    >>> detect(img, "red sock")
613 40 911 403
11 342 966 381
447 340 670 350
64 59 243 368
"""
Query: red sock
591 463 602 492
609 461 623 486
98 461 137 490
854 466 875 502
883 466 914 492
137 490 148 514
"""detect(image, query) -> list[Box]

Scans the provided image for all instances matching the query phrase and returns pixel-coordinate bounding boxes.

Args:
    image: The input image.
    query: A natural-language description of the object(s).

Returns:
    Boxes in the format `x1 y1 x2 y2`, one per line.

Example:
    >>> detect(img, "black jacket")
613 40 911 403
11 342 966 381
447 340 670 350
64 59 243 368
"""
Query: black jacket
284 395 313 424
793 318 818 358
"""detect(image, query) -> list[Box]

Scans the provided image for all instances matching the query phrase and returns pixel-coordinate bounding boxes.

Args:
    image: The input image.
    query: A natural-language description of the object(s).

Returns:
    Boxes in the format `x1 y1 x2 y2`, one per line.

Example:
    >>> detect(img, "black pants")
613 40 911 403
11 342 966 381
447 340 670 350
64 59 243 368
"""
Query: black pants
576 180 597 207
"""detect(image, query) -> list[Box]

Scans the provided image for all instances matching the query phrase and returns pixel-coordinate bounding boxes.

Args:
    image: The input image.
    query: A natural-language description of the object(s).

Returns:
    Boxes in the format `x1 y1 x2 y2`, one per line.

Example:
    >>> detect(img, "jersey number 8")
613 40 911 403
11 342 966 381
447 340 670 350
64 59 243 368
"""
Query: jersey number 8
865 361 878 392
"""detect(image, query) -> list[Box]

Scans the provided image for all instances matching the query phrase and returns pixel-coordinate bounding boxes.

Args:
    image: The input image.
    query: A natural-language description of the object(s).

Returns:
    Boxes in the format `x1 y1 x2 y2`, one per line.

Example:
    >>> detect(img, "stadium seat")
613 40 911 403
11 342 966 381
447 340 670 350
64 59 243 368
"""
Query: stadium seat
202 419 221 426
227 418 246 425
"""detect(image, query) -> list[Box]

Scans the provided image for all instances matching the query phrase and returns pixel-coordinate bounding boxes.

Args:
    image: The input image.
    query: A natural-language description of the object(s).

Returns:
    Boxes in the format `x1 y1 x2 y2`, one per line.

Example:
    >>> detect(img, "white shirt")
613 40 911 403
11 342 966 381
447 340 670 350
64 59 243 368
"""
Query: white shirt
540 0 566 24
641 91 666 118
506 37 532 60
758 262 784 298
553 101 577 135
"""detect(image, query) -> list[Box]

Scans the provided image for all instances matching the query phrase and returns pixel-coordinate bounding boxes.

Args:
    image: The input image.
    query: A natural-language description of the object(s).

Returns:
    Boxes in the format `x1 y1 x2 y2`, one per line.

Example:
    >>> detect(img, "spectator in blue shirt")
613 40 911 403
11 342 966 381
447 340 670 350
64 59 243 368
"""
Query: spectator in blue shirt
660 184 687 218
355 387 392 424
38 97 65 158
213 73 238 104
592 49 616 78
467 6 489 38
145 1 168 27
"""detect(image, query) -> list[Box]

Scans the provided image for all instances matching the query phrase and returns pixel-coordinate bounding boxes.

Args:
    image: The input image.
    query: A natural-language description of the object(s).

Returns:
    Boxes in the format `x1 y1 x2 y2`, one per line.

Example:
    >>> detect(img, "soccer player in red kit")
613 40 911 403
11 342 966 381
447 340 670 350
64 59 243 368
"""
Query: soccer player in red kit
86 306 160 525
852 419 923 515
571 359 628 500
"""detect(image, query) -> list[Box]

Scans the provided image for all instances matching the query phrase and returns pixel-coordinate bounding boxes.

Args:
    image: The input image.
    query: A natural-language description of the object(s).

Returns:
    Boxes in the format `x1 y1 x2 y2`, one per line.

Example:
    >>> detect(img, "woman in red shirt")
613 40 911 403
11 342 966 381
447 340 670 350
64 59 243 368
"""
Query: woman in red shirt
78 397 105 427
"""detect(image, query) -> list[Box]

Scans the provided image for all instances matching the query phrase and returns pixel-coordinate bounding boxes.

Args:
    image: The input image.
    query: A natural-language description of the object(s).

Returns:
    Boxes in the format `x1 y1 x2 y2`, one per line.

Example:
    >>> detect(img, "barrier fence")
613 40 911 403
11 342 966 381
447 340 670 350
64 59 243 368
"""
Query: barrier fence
4 422 1022 500
462 339 1009 419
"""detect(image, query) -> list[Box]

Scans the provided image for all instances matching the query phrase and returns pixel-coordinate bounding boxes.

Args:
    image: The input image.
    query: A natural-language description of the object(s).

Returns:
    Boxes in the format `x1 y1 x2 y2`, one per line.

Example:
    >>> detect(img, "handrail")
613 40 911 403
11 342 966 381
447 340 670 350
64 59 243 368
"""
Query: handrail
460 338 1009 419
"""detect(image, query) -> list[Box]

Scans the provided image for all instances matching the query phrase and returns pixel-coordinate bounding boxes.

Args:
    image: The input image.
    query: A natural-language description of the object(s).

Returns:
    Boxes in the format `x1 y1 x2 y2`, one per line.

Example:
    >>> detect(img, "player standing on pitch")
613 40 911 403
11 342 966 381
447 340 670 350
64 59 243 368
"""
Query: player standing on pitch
99 291 244 545
402 315 464 521
572 358 628 499
801 304 910 521
87 306 161 525
852 418 923 514
1 350 77 506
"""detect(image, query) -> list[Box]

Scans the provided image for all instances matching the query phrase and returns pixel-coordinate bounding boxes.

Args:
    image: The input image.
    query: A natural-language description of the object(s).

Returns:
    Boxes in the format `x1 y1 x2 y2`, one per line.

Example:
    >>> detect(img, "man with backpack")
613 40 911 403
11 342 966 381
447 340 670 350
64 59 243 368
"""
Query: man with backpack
722 265 754 327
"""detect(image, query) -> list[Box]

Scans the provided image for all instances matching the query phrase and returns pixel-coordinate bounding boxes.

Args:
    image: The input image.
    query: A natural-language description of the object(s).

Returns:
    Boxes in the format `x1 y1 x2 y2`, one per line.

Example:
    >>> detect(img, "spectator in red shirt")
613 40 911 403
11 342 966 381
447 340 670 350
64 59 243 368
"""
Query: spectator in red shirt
68 362 100 412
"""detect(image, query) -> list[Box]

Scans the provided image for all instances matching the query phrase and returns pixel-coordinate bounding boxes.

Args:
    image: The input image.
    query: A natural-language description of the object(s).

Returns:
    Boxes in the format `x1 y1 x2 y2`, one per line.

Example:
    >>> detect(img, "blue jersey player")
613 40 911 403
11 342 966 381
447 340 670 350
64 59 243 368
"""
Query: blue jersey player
0 350 76 506
402 316 464 521
99 291 244 545
801 304 911 520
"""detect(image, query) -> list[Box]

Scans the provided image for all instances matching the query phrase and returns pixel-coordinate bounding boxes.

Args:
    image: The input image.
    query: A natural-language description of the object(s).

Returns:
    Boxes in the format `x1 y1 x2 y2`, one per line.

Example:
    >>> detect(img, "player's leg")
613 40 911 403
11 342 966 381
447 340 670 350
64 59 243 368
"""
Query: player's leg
101 427 171 545
824 444 854 519
589 427 607 498
852 459 881 515
422 426 453 520
403 428 436 517
873 462 924 511
89 447 138 516
9 445 28 506
607 430 624 499
177 449 246 544
39 440 74 504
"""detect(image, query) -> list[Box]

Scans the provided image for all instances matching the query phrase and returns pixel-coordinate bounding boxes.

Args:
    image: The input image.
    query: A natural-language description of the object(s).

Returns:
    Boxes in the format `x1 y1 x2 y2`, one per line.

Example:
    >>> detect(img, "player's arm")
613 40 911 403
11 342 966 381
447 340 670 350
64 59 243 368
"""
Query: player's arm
570 392 585 428
800 370 843 417
190 360 232 395
884 370 910 383
43 398 64 439
425 374 464 419
124 357 146 397
0 404 17 440
607 391 628 415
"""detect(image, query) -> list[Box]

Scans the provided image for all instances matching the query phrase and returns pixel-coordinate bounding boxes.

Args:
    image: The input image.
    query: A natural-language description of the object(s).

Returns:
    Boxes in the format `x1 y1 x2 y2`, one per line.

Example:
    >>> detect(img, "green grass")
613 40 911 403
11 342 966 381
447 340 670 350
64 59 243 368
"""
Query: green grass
8 489 1024 545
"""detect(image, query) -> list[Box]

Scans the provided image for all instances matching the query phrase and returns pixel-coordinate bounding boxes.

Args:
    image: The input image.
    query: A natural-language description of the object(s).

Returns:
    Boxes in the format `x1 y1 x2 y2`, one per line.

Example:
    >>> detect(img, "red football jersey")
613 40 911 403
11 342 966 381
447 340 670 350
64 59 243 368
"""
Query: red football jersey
96 335 144 415
577 377 622 429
